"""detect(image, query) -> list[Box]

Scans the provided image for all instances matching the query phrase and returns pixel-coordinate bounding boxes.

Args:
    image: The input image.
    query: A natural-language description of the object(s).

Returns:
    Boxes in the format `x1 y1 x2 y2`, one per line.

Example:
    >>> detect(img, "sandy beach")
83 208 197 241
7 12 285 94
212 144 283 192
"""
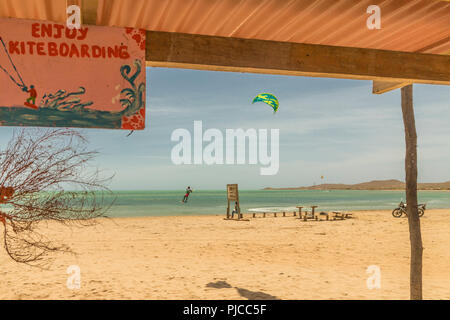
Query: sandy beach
1 209 450 300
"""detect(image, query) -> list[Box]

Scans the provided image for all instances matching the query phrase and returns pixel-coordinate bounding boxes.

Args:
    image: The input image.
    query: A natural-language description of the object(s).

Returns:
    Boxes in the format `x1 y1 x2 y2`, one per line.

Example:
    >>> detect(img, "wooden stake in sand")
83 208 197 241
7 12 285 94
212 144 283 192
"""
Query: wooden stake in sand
296 206 303 219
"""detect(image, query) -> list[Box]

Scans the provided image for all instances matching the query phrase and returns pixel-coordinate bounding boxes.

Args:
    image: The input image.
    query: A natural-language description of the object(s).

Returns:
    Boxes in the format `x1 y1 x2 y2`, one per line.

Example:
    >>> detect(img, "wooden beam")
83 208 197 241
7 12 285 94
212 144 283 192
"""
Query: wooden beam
373 46 450 94
146 31 450 85
373 80 411 94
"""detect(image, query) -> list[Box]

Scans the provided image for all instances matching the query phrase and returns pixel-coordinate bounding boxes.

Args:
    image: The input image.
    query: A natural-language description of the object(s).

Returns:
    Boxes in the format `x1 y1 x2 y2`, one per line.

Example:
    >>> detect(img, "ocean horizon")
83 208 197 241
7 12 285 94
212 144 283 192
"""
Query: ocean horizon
105 189 450 217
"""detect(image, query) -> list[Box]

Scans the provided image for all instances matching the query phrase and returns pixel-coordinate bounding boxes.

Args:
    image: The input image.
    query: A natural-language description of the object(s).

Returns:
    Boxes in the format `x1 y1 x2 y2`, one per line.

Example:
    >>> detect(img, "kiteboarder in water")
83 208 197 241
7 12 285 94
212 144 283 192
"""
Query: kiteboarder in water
182 186 193 203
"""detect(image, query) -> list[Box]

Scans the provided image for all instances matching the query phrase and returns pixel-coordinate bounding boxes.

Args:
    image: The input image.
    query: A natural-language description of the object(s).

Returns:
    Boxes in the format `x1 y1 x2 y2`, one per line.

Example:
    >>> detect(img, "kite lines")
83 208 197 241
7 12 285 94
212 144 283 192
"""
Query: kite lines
0 36 27 91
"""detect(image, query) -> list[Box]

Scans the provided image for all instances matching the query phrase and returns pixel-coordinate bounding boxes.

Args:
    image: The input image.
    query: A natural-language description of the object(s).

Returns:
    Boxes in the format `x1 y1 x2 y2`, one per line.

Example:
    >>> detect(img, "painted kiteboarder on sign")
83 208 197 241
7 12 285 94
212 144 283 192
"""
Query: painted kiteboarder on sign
0 36 38 110
24 85 38 109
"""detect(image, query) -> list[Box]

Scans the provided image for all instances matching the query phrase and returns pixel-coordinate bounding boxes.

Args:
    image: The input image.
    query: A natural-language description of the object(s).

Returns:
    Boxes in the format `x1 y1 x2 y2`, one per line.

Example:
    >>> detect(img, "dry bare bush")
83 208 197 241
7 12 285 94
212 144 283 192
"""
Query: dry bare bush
0 128 114 266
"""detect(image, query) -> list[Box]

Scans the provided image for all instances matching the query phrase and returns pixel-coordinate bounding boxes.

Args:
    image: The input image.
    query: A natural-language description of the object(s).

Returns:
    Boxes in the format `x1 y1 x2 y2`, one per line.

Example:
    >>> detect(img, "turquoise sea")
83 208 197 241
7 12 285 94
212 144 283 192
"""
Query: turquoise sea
106 190 450 217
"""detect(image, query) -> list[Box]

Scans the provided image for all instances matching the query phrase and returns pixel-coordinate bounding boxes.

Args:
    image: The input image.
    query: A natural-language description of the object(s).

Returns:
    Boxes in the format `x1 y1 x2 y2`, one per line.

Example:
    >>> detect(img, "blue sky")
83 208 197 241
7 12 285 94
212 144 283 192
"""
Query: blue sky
0 67 449 190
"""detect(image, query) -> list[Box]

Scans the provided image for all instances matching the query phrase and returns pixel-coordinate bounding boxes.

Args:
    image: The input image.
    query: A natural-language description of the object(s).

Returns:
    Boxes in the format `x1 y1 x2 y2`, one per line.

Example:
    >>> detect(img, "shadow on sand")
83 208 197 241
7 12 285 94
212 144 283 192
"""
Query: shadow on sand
206 280 279 300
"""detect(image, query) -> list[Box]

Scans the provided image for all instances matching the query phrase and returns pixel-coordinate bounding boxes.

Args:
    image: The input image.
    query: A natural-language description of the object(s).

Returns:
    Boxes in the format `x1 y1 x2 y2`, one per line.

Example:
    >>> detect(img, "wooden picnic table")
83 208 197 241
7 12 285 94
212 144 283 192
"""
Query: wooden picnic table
297 205 319 219
332 211 353 220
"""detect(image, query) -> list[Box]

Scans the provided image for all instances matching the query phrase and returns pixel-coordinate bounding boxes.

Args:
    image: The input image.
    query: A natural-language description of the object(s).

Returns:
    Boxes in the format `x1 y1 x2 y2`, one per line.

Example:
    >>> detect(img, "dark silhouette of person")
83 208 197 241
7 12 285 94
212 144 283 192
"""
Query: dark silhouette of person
231 202 238 218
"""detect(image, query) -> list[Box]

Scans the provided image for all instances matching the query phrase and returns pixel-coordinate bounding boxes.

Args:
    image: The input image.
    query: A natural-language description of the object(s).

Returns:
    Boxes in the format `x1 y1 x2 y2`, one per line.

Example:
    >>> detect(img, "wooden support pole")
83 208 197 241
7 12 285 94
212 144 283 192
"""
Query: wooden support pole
401 85 423 300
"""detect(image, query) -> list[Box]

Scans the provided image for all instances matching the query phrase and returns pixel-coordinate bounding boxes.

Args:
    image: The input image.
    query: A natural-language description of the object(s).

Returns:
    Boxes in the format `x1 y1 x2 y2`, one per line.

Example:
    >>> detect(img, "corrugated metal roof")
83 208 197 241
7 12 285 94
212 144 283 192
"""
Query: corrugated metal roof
1 0 449 54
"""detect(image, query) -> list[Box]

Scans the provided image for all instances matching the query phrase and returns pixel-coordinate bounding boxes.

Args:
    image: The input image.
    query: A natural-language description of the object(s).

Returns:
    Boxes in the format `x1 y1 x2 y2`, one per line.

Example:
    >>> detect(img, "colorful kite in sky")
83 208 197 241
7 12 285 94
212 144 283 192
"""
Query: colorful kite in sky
252 93 279 113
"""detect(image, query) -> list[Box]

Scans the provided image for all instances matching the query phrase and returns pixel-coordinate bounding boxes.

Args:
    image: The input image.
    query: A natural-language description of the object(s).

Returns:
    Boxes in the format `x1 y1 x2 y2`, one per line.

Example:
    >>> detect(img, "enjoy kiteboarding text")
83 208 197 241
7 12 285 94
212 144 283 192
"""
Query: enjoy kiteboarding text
6 22 130 59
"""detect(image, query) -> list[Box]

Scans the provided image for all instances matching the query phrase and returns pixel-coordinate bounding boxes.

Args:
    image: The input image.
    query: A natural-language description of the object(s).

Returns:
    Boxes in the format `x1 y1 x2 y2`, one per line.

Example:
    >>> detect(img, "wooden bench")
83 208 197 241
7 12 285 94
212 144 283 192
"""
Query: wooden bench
332 211 352 220
302 211 317 221
250 211 296 218
332 211 344 220
319 212 329 221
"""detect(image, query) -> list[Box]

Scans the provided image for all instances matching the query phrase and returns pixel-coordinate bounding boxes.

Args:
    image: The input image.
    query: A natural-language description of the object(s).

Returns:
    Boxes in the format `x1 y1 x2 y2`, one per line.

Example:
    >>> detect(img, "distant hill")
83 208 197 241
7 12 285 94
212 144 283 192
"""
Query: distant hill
264 179 450 191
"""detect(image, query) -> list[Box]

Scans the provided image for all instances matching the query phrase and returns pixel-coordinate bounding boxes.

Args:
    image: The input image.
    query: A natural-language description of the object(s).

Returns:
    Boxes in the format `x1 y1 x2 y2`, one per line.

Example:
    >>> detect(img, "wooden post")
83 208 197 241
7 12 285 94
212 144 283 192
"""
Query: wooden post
311 206 318 219
296 206 303 219
401 85 423 300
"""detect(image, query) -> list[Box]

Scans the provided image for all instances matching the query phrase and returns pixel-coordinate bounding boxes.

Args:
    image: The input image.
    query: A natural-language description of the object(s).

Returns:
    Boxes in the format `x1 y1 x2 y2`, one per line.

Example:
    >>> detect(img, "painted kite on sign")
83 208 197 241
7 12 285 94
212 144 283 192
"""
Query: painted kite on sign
0 17 146 130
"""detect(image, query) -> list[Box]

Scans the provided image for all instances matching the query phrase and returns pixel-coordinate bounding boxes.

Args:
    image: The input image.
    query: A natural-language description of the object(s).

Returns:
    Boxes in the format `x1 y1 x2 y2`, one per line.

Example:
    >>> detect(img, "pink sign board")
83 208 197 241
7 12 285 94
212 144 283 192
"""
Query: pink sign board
0 17 146 130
